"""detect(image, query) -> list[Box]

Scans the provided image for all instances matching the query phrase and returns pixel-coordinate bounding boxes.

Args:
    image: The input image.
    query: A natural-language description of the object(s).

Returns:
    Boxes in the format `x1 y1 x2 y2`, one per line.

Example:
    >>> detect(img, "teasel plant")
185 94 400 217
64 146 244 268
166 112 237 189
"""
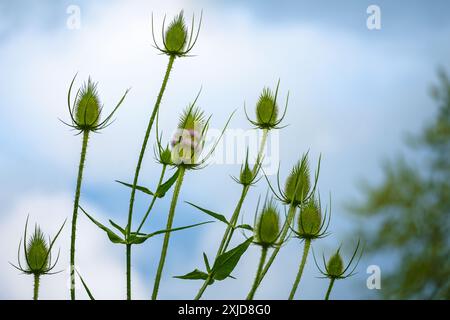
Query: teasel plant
174 82 289 299
253 153 321 292
122 10 202 300
245 196 283 300
287 195 331 299
62 75 129 300
10 216 66 300
151 96 234 300
313 239 363 300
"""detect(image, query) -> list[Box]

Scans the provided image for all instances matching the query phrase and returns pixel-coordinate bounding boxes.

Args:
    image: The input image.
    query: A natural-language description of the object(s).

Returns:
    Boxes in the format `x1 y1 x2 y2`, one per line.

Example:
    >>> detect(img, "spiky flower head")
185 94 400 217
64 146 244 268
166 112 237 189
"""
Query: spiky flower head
255 200 280 247
74 78 101 129
164 11 188 54
25 226 49 273
284 156 311 206
297 198 322 238
158 144 173 166
326 251 344 278
11 217 65 277
256 88 279 128
171 106 207 165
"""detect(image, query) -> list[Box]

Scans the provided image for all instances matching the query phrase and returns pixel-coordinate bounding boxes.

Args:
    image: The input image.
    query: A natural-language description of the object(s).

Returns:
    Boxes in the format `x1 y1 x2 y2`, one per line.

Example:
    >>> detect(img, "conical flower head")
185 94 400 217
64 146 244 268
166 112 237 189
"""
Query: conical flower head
171 106 206 165
164 11 188 54
256 88 279 128
75 78 101 128
327 251 344 278
298 198 322 238
255 201 280 246
284 157 311 205
26 226 49 273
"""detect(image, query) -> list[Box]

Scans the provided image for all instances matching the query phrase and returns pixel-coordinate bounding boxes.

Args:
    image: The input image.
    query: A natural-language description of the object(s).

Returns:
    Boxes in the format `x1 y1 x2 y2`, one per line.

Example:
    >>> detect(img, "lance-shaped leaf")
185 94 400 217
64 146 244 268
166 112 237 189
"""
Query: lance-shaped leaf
155 169 180 198
76 270 95 300
116 180 155 196
127 221 213 245
203 252 211 273
236 224 253 231
109 219 126 235
211 237 254 281
174 269 209 280
80 206 126 244
186 201 229 225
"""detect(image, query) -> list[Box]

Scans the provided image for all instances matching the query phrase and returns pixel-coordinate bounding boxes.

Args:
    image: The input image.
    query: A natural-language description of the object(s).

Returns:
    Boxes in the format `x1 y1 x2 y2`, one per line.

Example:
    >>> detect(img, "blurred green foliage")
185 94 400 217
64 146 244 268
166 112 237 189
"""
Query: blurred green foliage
352 70 450 299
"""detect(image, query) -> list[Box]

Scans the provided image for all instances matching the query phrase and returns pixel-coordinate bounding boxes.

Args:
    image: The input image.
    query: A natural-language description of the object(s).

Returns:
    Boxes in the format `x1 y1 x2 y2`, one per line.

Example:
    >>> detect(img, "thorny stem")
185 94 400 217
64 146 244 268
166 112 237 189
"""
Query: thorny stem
136 165 167 234
195 129 268 299
257 204 297 287
246 246 268 300
70 130 90 300
33 274 40 300
152 166 186 300
325 278 335 300
126 244 131 300
288 238 311 300
125 55 175 298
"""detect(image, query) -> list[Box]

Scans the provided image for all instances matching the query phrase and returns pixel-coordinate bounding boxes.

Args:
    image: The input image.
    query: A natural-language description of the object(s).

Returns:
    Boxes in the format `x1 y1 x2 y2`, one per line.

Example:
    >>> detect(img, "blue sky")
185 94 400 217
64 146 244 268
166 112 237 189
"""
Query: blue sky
0 0 449 299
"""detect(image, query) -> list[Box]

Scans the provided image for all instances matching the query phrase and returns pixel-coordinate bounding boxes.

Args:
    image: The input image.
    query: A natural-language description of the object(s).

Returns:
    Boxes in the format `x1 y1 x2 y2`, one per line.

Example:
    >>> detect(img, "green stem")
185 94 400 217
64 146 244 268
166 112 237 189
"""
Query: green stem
152 166 186 300
136 165 167 234
288 238 311 300
70 130 90 300
125 55 175 299
325 278 335 300
220 128 268 255
33 274 40 300
194 129 268 300
246 246 268 300
194 275 211 300
257 204 297 287
126 244 131 300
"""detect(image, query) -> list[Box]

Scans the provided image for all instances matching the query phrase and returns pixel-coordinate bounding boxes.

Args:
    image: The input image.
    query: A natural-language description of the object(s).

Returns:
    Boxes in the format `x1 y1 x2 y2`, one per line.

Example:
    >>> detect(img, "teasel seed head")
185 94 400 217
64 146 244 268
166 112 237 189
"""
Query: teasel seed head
326 251 344 278
171 105 207 166
10 216 66 276
26 226 49 273
63 74 129 133
244 80 288 130
297 198 322 238
256 88 279 127
255 199 280 247
74 78 101 129
164 11 188 54
284 156 311 206
152 10 202 57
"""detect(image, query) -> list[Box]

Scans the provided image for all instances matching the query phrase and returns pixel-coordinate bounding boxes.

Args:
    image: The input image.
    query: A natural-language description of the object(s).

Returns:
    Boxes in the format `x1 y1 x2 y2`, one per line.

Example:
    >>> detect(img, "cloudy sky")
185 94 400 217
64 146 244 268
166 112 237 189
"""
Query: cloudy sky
1 0 449 299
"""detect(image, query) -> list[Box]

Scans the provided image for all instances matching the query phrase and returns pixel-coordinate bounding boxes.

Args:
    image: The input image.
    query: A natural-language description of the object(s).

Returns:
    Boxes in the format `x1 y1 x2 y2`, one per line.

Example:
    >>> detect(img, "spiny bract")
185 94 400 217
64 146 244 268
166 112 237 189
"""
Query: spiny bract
75 78 101 128
256 87 279 128
284 158 311 205
298 198 322 238
26 227 49 273
164 11 188 54
255 202 280 246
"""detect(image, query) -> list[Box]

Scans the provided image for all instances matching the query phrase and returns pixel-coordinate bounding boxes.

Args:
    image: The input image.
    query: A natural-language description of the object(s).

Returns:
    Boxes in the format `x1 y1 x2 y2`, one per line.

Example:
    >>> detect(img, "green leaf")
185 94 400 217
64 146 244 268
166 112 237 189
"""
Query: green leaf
79 206 125 244
116 180 155 196
155 169 180 198
76 270 95 300
236 224 253 231
203 252 211 273
109 219 126 235
186 201 229 225
128 221 214 245
173 269 209 280
212 237 254 281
